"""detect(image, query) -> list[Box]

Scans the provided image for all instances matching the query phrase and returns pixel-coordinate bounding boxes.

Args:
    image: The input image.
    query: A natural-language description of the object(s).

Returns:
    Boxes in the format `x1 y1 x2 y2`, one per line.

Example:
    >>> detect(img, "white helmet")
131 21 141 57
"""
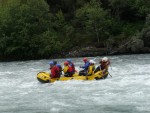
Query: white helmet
89 60 96 64
102 57 108 62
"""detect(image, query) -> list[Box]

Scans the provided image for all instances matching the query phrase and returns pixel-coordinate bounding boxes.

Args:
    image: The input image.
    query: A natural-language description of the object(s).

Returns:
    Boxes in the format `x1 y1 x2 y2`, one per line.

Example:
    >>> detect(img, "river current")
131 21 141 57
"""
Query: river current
0 54 150 113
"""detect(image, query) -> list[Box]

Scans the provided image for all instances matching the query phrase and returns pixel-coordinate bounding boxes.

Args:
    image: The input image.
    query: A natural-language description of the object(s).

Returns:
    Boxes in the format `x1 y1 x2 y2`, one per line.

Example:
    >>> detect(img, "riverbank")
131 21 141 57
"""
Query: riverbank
65 46 150 58
1 47 150 62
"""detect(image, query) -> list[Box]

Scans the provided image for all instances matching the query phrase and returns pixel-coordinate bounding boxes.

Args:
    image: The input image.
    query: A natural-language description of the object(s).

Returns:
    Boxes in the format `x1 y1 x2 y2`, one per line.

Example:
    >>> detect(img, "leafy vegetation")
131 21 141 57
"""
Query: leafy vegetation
0 0 150 60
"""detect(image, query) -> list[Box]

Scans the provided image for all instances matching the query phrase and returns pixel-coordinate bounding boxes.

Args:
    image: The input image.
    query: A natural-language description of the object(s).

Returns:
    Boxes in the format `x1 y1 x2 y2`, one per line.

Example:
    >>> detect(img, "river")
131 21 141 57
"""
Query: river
0 54 150 113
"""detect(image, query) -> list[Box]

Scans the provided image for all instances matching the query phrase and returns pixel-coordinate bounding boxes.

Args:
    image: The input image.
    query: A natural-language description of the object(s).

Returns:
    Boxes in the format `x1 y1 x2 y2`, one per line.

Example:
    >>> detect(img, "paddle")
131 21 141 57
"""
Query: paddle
108 72 112 77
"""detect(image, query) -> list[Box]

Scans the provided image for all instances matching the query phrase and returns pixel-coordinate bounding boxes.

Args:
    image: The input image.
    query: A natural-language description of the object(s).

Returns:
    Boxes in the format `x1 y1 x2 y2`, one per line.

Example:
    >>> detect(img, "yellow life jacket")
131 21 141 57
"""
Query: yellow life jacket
87 65 95 76
63 66 69 74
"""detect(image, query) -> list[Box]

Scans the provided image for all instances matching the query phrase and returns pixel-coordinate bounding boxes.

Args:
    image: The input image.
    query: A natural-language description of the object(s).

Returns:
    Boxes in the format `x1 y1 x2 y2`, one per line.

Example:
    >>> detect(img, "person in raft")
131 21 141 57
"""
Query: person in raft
87 60 96 76
79 57 90 76
49 61 60 78
56 64 62 76
94 57 110 76
63 61 74 77
53 61 62 76
66 59 76 73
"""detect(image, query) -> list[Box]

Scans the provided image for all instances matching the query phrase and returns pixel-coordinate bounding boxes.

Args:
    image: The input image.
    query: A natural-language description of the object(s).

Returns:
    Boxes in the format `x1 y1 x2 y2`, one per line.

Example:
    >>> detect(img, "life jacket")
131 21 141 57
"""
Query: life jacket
63 66 67 73
63 65 74 76
63 65 72 73
87 64 95 76
56 64 62 76
68 65 73 73
69 62 75 73
50 66 59 78
100 64 106 70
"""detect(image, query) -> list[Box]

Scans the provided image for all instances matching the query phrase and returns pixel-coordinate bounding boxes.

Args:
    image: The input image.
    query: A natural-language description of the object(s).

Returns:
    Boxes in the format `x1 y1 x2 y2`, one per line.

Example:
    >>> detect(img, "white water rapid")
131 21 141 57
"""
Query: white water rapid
0 54 150 113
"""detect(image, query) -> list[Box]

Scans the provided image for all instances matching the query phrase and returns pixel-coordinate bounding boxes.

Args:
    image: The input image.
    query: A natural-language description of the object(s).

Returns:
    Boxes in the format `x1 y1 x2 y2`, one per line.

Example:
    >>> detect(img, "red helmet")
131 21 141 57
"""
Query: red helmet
64 61 69 65
83 57 88 62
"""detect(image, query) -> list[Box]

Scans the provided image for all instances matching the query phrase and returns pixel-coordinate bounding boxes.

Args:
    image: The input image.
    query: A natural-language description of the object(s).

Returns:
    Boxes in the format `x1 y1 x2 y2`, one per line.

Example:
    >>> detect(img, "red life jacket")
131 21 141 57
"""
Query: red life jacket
69 63 75 72
68 65 73 73
50 66 59 78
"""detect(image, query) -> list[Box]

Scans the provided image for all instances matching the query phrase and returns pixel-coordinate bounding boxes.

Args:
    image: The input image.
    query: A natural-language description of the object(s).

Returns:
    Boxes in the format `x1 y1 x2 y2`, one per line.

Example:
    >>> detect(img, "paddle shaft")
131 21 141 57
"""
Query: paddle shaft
108 72 112 77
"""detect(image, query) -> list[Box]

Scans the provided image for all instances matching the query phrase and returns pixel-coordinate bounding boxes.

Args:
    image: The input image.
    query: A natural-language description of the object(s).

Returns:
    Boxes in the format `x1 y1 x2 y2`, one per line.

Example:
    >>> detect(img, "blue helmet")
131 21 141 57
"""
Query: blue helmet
56 64 61 68
49 61 54 65
67 59 71 63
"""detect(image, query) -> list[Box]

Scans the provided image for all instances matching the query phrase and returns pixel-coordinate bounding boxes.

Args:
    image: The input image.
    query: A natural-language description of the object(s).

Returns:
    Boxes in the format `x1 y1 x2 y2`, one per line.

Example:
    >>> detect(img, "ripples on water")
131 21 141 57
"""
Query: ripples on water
0 54 150 113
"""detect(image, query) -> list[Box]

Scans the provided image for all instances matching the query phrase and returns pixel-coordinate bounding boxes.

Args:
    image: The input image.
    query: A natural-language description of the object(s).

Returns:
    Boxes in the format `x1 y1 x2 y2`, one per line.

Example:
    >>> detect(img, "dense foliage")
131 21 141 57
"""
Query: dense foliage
0 0 150 60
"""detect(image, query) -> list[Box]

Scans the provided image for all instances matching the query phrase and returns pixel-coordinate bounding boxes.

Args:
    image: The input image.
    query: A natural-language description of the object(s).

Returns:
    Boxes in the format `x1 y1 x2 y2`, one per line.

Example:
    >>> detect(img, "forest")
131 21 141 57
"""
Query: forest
0 0 150 61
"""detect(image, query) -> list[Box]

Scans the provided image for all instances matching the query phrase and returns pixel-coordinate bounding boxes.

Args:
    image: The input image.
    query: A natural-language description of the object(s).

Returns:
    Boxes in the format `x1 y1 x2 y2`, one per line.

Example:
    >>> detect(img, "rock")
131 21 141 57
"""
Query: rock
109 37 145 54
118 47 128 53
145 30 150 38
143 30 150 47
66 47 108 57
141 47 150 53
130 38 144 53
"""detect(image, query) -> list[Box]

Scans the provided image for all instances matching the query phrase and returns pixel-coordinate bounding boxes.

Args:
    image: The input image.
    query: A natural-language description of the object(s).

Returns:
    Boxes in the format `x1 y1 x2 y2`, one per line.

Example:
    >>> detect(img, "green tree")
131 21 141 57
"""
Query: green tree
76 0 111 44
0 0 55 59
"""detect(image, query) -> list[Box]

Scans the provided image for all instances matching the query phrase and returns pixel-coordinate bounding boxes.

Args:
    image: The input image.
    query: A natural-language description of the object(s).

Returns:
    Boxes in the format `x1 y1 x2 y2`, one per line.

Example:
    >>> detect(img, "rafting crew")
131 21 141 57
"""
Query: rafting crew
38 57 111 83
49 61 60 78
79 57 90 76
48 57 110 78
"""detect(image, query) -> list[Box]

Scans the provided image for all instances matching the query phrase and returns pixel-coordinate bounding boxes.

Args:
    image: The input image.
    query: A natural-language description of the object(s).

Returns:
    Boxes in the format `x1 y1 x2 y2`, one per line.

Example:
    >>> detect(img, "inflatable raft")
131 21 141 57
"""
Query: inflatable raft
37 71 108 83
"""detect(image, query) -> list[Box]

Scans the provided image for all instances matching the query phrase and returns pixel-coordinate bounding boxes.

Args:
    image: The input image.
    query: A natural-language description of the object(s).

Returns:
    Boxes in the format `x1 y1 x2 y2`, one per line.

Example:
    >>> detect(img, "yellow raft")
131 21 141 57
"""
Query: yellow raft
37 71 108 83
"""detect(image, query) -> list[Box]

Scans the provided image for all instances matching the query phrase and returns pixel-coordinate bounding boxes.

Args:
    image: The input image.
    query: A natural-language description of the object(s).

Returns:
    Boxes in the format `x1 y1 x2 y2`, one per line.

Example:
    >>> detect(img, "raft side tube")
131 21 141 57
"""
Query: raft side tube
37 72 50 83
37 71 109 83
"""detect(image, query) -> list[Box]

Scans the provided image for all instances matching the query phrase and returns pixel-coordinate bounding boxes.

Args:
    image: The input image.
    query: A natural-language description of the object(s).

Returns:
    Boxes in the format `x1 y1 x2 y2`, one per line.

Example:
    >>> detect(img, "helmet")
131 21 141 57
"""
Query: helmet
67 59 71 63
64 62 69 65
102 57 108 62
49 61 54 65
89 60 96 64
83 57 88 62
56 64 61 68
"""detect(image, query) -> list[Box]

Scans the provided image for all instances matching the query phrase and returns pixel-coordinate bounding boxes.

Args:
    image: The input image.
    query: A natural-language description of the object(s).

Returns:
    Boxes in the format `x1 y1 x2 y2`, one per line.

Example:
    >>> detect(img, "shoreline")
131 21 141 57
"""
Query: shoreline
0 50 150 62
